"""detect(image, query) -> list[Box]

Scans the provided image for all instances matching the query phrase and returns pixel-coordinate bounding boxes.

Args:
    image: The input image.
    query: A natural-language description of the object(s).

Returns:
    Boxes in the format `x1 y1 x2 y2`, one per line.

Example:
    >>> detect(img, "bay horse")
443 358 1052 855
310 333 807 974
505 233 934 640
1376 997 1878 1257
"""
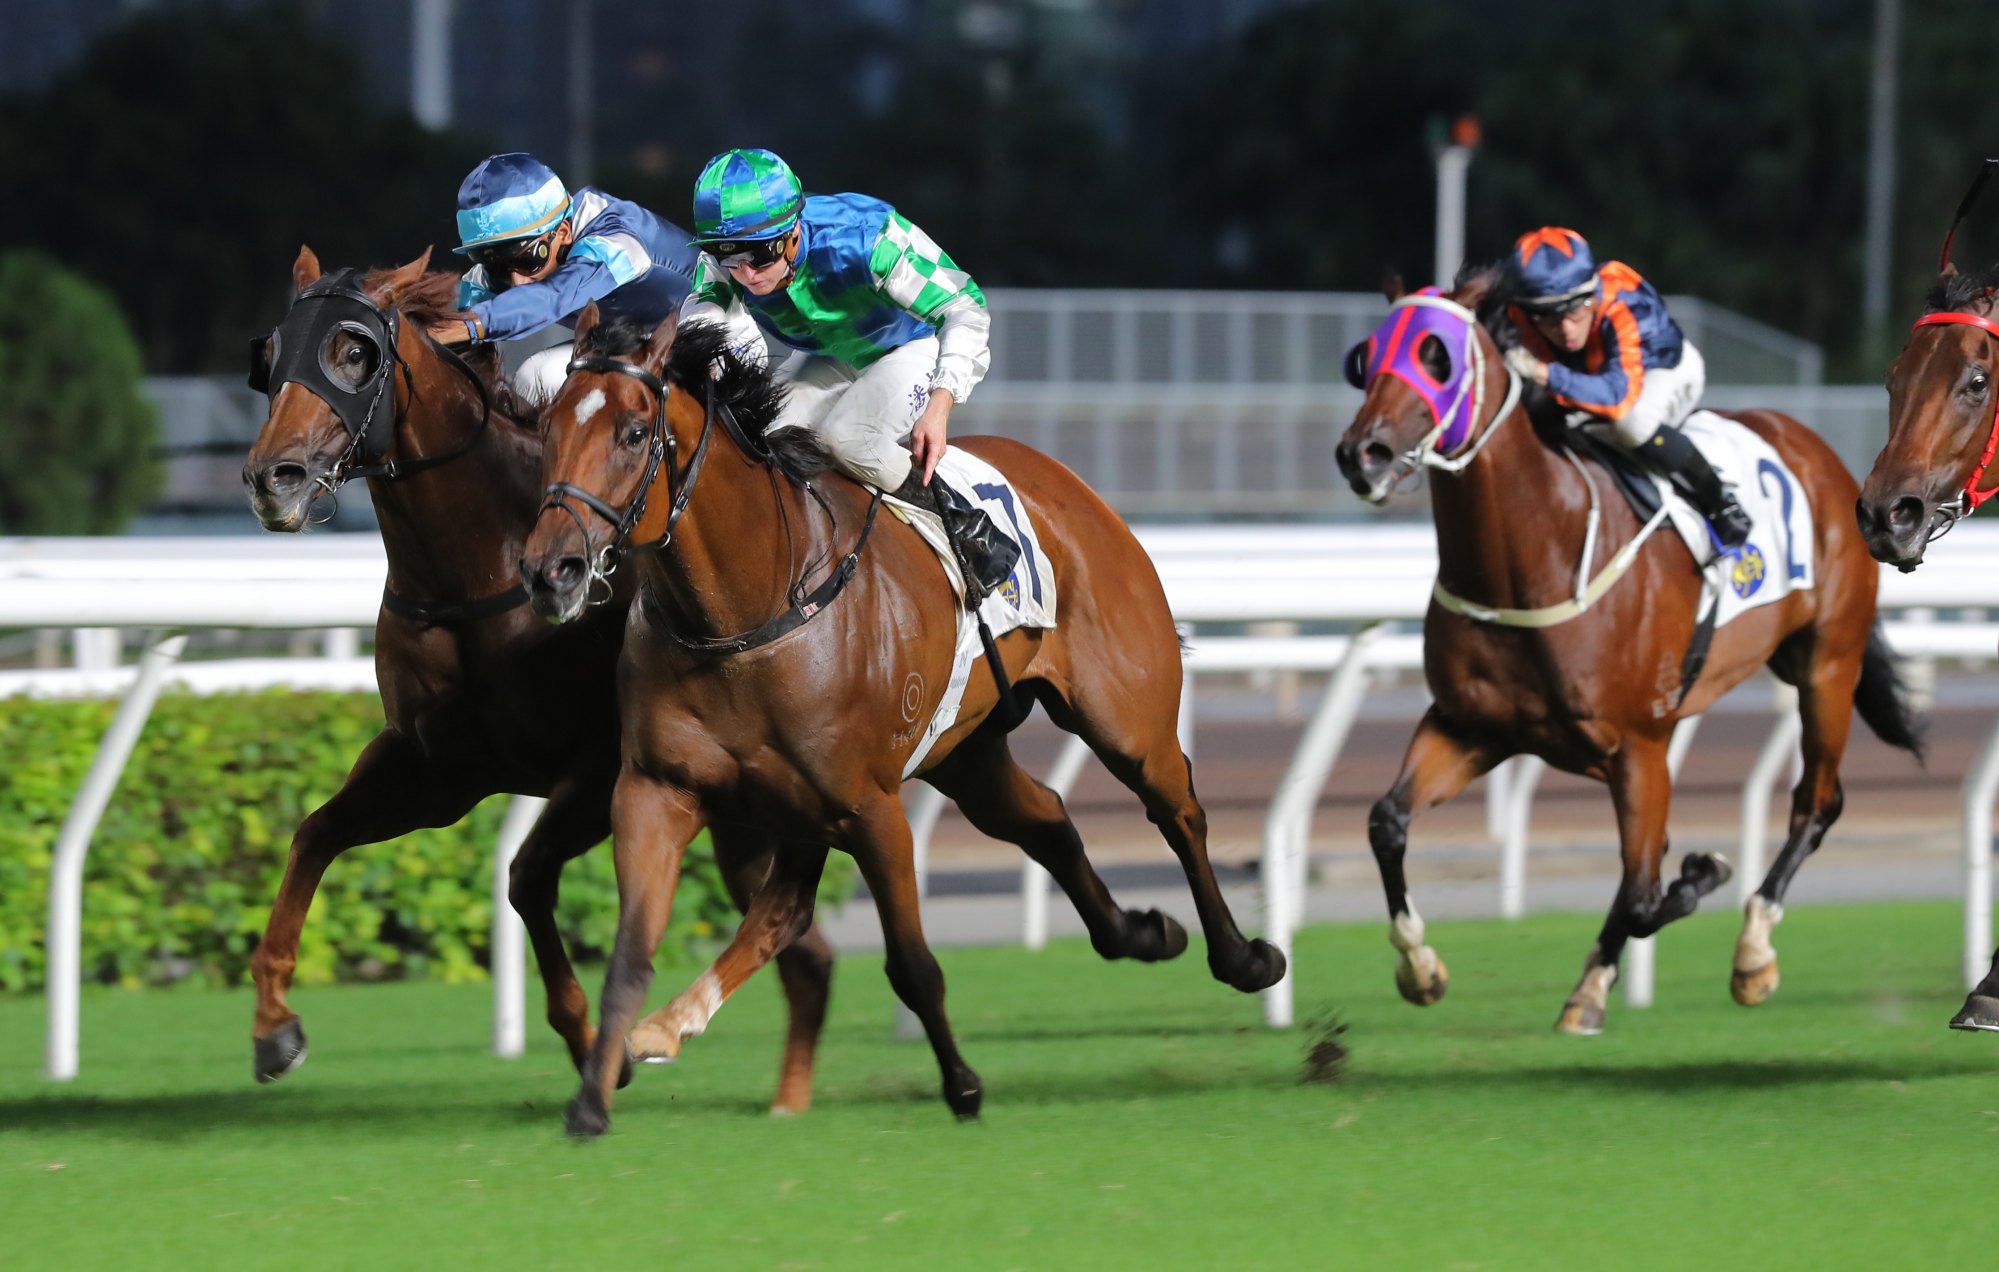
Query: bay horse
1335 270 1923 1034
239 247 833 1110
520 306 1282 1137
1855 259 1999 1031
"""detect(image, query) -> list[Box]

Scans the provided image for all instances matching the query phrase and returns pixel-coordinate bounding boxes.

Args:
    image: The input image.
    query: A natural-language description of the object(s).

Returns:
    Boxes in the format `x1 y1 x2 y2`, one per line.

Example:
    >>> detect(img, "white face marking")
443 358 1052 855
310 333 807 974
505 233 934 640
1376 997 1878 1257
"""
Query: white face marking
573 387 606 427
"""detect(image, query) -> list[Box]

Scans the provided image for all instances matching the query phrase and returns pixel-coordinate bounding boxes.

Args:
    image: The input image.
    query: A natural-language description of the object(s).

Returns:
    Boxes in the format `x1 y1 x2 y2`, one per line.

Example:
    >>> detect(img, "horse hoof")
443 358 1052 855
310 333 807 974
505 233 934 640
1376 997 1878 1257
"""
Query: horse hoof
1123 909 1189 963
1222 939 1287 993
944 1068 984 1120
564 1092 611 1139
617 1052 637 1089
1731 958 1780 1007
1394 948 1449 1006
1949 993 1999 1033
1554 1000 1605 1036
253 1018 309 1084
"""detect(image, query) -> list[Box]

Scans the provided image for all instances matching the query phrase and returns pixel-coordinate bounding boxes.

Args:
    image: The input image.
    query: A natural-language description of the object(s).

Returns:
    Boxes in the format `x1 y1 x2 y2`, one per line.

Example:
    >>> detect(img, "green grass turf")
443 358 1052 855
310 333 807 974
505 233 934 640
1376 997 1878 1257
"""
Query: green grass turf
1 901 1994 1270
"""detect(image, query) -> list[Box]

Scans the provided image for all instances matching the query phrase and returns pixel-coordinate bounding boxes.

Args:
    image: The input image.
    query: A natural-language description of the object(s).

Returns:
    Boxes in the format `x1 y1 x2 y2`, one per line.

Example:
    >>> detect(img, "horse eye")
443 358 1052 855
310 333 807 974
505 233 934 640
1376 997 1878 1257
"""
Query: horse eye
1971 372 1990 395
346 345 367 365
624 423 648 445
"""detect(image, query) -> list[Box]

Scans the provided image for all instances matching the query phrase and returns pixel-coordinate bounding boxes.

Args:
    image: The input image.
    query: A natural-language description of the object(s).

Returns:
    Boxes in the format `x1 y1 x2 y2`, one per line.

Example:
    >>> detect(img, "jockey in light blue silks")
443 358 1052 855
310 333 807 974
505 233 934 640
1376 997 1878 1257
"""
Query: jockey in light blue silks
1500 226 1751 549
426 152 759 408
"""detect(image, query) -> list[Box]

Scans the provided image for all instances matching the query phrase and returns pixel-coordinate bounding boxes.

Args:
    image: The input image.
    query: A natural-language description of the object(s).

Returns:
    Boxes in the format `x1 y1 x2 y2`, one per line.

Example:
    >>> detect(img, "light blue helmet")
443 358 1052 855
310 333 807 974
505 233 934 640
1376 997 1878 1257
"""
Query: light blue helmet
454 153 572 254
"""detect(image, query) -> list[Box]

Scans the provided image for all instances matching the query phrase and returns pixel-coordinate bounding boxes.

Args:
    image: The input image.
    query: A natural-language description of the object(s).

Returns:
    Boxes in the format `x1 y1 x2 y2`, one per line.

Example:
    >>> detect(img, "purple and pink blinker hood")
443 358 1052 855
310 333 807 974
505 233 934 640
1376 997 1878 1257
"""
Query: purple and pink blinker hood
1344 288 1484 454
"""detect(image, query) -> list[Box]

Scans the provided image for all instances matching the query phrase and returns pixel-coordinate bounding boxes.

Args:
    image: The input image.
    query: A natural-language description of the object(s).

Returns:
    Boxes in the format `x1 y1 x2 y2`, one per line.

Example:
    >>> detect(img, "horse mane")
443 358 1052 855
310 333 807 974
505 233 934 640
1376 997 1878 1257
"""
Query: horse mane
355 266 531 428
1926 266 1999 315
1464 260 1573 446
577 316 833 482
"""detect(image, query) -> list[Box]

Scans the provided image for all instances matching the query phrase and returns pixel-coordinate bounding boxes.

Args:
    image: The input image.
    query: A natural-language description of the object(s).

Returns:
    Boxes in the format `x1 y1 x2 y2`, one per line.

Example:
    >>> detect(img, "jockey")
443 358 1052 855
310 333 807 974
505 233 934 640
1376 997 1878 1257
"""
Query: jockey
428 152 757 408
1500 227 1751 550
679 147 1015 609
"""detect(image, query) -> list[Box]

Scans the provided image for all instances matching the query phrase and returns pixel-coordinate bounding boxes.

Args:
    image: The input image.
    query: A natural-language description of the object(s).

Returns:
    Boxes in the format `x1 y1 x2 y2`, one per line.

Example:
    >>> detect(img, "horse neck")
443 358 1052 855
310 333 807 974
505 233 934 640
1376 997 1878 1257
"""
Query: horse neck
369 337 541 602
1427 372 1593 611
636 402 837 642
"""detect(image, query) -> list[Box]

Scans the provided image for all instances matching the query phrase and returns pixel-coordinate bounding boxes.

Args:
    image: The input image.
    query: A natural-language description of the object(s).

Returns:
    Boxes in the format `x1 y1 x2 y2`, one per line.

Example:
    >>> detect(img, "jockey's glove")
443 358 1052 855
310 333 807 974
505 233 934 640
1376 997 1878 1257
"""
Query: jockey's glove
1502 345 1545 384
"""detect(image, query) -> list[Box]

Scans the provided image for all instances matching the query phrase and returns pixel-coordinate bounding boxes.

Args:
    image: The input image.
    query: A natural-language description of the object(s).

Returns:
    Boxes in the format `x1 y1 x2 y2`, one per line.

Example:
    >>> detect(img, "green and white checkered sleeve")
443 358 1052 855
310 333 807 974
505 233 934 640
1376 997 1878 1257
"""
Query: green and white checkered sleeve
871 212 991 401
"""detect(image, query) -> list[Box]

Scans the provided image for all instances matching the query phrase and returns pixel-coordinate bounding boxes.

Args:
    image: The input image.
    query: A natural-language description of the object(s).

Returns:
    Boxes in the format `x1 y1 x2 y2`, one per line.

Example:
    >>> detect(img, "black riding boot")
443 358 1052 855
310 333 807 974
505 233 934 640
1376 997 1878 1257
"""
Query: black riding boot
890 471 1021 610
1644 426 1752 550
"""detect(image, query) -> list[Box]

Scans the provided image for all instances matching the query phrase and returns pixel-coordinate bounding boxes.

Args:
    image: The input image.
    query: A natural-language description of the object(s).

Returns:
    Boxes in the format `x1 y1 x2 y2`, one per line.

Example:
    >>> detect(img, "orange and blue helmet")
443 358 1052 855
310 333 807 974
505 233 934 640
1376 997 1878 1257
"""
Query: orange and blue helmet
1511 227 1598 313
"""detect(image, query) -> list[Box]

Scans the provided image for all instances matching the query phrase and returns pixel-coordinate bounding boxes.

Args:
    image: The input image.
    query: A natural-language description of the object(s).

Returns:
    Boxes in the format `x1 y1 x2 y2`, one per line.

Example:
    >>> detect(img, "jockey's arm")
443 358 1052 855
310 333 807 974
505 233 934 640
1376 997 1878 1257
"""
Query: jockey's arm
678 255 769 367
454 246 637 345
1545 303 1645 421
871 214 991 481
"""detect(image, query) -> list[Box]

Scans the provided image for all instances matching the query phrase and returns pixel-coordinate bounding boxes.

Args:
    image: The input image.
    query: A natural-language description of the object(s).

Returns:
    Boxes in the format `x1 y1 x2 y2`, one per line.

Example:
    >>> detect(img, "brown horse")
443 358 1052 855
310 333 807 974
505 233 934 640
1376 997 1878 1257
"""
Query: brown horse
239 248 833 1110
1335 270 1923 1034
519 307 1282 1137
1855 259 1999 1031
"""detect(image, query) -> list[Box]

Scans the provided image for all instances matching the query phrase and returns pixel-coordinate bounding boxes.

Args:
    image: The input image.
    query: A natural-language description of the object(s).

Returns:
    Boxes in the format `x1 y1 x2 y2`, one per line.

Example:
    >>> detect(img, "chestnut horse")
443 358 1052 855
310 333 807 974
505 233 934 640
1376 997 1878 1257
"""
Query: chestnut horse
1855 259 1999 1031
520 308 1283 1137
239 248 833 1109
1335 270 1923 1034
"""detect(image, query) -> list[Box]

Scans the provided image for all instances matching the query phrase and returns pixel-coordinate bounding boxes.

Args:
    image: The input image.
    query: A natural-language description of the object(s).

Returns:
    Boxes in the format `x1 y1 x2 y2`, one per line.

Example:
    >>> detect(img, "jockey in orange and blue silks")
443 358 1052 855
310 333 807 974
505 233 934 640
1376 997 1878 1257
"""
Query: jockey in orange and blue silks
1501 226 1750 549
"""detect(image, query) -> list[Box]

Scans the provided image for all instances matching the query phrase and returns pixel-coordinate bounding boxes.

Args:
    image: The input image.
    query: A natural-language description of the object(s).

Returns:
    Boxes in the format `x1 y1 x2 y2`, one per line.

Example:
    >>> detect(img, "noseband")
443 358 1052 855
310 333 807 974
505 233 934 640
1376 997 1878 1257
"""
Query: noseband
1908 309 1999 543
539 355 718 602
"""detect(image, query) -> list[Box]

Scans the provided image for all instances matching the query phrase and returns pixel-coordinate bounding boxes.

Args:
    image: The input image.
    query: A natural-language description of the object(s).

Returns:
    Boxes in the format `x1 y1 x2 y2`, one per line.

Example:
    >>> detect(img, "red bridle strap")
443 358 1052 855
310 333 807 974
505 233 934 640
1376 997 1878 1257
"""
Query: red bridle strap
1913 311 1999 511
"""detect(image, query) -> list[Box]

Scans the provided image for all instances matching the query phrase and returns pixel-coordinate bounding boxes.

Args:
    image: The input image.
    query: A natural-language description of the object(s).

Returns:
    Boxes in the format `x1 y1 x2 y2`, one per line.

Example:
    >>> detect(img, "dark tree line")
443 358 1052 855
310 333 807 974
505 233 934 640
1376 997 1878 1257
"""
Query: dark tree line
3 0 1992 379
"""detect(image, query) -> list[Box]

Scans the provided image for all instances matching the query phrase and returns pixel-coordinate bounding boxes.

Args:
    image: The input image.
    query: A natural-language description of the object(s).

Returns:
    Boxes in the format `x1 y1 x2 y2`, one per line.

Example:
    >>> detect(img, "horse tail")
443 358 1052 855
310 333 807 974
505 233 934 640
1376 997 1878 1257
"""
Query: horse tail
1855 621 1928 763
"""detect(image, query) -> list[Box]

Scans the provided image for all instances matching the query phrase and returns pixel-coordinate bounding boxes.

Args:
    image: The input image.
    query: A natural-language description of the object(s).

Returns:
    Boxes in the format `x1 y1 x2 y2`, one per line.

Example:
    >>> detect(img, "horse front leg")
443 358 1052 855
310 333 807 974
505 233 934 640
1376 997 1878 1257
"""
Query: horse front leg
249 730 484 1082
1369 709 1495 1007
1557 737 1732 1035
504 769 616 1075
565 773 700 1139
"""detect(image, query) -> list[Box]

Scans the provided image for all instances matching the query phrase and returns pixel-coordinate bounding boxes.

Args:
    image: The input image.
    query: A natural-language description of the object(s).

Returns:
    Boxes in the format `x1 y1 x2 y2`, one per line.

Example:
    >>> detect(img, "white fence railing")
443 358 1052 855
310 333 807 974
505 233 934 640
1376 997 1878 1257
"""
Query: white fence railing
9 524 1998 1075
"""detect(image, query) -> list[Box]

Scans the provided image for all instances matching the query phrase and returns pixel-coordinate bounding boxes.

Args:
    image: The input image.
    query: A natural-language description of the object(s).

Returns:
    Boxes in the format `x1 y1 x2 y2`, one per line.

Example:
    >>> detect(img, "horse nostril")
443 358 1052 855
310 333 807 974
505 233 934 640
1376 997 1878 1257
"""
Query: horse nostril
1885 495 1926 535
266 462 308 495
548 556 586 591
1364 442 1394 472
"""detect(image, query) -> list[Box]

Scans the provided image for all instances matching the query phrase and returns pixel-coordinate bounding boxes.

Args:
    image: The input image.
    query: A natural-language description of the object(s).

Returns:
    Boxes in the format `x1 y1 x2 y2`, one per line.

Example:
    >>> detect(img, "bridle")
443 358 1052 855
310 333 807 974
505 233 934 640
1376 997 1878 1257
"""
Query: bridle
1351 293 1524 480
538 352 882 652
249 269 499 516
1906 309 1999 542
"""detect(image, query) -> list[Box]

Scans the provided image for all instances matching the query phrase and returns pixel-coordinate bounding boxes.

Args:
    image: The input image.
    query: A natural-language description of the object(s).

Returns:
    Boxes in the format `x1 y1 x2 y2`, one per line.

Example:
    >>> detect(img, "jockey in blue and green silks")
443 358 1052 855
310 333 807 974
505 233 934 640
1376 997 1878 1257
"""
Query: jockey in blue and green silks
1501 226 1751 549
680 147 1013 607
426 151 757 408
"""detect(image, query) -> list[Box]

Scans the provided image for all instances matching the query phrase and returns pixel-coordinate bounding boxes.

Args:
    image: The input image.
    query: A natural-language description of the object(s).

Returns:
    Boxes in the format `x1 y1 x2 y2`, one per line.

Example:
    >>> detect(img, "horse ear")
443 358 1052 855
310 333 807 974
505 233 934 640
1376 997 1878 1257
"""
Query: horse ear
1941 261 1962 282
572 302 601 350
641 313 680 372
378 246 434 305
1382 269 1407 302
293 245 322 293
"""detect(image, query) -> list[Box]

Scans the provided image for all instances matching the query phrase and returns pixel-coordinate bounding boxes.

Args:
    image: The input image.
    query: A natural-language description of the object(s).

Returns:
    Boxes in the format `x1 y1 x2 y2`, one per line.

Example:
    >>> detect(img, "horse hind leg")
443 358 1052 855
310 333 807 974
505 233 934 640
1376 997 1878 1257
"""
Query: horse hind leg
1733 641 1858 1006
923 725 1188 965
1039 680 1282 994
1951 949 1999 1032
1371 710 1495 1007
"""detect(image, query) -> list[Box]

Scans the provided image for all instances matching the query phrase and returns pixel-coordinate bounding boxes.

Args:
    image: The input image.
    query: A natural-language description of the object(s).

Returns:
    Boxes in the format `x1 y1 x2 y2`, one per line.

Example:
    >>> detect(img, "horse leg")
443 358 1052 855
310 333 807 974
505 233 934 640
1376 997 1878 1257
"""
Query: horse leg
1369 709 1495 1007
503 771 615 1075
1951 949 1999 1032
1041 690 1282 994
849 794 983 1118
564 775 699 1139
625 842 829 1093
249 730 484 1082
925 727 1188 963
1733 642 1856 1007
1556 737 1733 1035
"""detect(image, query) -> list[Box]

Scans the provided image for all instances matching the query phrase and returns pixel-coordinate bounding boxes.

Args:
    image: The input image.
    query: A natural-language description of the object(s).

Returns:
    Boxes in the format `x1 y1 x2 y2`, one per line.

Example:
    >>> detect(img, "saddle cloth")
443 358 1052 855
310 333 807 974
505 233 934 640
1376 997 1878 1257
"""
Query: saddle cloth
886 447 1059 777
1626 410 1817 629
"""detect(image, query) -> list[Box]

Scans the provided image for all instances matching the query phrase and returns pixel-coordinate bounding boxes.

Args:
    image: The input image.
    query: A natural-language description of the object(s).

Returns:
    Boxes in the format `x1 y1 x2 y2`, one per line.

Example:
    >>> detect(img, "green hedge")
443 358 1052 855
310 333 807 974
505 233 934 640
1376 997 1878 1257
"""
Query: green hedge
0 690 848 993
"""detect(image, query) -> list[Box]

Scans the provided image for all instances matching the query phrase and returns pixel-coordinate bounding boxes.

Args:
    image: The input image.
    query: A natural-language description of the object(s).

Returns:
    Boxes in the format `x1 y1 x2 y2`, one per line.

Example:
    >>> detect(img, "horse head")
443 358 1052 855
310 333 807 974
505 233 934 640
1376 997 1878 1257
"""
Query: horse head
242 245 483 530
521 303 682 624
1856 266 1999 570
1334 268 1508 502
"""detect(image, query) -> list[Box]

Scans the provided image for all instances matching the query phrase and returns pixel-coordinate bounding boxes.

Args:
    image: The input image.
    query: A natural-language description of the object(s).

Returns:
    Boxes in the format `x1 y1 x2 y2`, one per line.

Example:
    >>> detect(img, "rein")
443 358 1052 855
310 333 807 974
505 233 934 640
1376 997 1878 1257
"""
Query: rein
541 356 882 654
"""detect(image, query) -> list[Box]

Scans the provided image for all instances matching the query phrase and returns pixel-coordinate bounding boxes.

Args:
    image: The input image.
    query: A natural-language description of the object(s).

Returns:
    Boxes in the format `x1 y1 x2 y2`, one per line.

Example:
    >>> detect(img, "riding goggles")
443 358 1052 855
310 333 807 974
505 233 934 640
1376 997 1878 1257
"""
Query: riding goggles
707 235 791 270
467 231 556 274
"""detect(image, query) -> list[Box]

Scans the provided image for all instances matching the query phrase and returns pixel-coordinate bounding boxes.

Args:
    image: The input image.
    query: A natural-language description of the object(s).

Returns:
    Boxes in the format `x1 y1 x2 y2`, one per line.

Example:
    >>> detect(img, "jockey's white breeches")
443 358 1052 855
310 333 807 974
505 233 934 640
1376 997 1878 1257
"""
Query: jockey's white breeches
769 336 939 492
509 308 767 411
1597 340 1706 447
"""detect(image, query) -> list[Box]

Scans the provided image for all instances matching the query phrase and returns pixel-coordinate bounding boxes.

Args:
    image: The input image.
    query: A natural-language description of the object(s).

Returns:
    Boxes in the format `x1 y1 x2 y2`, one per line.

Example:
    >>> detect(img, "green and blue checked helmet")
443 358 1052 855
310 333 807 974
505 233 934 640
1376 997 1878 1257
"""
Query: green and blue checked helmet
690 148 804 247
453 153 572 255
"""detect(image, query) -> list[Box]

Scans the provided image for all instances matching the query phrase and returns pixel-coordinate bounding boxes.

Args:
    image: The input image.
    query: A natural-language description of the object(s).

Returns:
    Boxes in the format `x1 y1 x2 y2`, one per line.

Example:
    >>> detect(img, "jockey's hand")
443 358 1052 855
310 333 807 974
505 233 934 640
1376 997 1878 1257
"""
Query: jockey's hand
1503 345 1549 386
911 389 953 484
427 319 474 347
